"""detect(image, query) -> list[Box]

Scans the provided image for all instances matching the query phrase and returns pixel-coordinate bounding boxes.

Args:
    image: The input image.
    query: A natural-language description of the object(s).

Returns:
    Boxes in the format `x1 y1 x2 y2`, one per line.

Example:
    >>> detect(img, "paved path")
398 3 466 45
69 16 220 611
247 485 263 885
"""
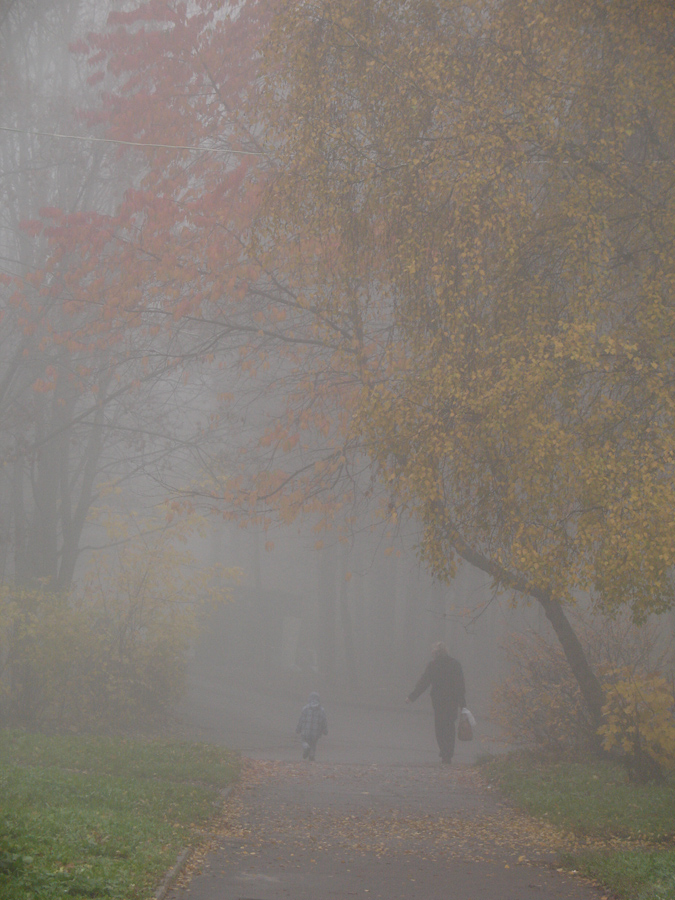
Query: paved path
168 759 603 900
175 676 504 765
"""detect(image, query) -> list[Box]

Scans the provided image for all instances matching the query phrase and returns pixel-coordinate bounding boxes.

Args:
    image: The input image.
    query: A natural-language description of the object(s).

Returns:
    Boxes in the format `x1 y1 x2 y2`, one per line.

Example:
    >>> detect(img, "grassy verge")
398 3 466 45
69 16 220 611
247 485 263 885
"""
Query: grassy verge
480 753 675 900
0 729 238 900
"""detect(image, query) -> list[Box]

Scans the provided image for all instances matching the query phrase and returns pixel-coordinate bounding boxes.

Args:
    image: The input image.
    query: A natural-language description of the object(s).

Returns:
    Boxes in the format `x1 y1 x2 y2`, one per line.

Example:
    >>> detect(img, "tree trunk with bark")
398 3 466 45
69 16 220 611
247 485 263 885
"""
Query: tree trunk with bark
443 518 606 730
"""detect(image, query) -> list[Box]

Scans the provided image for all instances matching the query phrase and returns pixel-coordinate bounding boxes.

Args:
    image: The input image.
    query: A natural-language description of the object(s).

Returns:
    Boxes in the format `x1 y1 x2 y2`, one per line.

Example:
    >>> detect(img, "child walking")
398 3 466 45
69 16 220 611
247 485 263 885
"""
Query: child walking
295 692 328 761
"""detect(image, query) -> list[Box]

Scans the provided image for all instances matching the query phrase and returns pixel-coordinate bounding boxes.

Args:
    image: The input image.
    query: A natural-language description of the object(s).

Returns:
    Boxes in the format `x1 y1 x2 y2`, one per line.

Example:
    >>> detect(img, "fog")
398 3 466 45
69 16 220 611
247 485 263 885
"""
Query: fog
0 0 673 769
174 516 675 764
0 0 525 751
177 518 549 763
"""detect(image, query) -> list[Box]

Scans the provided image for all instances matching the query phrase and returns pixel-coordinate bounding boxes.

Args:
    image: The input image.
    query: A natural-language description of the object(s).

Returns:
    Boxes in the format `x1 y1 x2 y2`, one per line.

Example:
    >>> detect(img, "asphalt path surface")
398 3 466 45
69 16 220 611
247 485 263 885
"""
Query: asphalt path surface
175 675 497 765
167 678 603 900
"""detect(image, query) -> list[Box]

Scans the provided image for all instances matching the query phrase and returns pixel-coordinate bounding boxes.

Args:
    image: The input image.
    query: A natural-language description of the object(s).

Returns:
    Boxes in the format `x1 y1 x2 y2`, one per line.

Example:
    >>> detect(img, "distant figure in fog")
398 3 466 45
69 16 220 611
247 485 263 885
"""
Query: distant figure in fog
296 691 328 761
406 642 466 764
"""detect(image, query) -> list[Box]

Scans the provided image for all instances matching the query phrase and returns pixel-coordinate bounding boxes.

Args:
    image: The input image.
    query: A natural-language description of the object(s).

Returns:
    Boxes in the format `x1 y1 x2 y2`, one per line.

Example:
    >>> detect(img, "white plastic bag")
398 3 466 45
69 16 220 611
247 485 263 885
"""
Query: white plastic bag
457 707 475 742
461 707 476 727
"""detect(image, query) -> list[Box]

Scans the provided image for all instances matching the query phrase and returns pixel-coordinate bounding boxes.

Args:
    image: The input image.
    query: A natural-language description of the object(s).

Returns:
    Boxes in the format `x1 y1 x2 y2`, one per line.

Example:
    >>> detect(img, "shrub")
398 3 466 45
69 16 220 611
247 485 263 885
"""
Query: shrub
492 609 673 759
492 628 590 754
0 588 99 729
0 510 237 732
598 670 675 782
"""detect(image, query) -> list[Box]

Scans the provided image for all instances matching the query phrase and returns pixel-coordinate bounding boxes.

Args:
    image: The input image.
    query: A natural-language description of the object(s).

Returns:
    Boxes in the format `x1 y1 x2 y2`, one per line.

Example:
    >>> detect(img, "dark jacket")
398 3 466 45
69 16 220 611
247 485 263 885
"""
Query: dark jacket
408 653 466 709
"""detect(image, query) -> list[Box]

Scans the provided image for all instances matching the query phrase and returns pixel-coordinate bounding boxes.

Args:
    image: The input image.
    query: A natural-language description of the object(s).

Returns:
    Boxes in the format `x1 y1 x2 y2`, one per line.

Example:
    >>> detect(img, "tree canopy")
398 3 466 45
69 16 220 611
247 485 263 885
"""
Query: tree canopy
6 0 675 726
256 0 675 719
260 0 675 611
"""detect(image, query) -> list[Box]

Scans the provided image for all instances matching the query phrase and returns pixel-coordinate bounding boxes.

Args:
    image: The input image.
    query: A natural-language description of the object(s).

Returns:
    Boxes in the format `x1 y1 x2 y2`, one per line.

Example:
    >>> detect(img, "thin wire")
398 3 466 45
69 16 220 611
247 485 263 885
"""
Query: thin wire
0 124 263 155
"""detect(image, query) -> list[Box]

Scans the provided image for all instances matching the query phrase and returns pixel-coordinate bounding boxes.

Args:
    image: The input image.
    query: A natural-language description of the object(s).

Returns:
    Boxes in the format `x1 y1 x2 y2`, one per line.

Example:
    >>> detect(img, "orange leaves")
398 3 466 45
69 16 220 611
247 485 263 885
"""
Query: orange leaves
32 377 56 394
172 297 194 321
19 219 43 238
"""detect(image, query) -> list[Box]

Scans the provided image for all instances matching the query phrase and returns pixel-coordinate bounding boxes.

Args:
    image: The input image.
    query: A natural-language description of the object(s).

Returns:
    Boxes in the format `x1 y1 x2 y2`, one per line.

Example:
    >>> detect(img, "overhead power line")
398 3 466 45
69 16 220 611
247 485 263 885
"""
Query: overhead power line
0 124 263 155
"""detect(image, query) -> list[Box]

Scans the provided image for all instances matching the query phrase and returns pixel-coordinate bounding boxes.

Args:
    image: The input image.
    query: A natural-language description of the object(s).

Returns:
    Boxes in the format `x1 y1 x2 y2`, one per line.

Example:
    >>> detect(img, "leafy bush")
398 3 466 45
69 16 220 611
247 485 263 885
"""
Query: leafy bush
599 671 675 782
0 588 100 729
492 628 590 754
492 610 673 759
0 510 237 732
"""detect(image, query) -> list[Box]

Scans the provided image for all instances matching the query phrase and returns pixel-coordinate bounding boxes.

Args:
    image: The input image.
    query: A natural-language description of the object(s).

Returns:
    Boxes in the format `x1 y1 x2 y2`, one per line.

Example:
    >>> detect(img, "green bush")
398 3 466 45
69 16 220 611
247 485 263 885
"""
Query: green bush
0 511 237 732
0 586 189 731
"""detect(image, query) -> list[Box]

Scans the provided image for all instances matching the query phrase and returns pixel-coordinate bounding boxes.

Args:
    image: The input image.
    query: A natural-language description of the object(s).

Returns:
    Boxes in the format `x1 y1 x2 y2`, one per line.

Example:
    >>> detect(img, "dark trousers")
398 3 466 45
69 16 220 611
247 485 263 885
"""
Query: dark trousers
433 702 458 762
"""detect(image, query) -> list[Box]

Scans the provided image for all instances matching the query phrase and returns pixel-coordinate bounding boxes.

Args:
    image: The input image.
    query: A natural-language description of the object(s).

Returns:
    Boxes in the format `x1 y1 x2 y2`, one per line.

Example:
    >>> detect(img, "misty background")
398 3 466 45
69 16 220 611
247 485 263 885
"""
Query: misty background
1 0 674 768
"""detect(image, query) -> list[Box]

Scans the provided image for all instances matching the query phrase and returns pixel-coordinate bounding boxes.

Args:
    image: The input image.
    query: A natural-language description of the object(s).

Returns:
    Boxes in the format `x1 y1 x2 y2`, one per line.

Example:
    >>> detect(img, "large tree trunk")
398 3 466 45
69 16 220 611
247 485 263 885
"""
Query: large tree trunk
442 518 605 729
537 595 605 728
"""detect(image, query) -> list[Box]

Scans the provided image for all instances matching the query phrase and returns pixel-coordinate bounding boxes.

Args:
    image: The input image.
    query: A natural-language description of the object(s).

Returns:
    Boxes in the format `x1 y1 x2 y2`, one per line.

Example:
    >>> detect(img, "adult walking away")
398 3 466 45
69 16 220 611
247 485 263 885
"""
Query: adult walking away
407 642 466 764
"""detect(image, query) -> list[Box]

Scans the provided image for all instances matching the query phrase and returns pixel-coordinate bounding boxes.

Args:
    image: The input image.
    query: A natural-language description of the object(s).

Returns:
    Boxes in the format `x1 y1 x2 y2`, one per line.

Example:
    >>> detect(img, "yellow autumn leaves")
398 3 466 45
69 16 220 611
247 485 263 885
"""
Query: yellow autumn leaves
257 0 675 620
600 672 675 774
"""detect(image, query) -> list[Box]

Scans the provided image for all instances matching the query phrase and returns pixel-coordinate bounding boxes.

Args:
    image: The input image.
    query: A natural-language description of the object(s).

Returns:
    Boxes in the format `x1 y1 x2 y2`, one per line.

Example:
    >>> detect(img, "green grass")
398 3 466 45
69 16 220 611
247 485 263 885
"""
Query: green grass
0 729 239 900
559 848 675 900
481 753 675 900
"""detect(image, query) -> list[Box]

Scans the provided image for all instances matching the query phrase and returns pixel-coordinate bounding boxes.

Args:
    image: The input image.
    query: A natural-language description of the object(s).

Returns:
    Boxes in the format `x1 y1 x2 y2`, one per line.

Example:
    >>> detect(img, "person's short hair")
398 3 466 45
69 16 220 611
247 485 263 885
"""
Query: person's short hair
432 642 448 657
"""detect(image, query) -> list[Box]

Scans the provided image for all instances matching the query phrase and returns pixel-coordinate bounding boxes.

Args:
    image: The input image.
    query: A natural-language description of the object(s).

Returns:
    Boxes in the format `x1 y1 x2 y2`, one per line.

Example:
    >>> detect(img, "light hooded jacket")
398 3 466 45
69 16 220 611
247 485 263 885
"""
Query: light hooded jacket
296 692 328 742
